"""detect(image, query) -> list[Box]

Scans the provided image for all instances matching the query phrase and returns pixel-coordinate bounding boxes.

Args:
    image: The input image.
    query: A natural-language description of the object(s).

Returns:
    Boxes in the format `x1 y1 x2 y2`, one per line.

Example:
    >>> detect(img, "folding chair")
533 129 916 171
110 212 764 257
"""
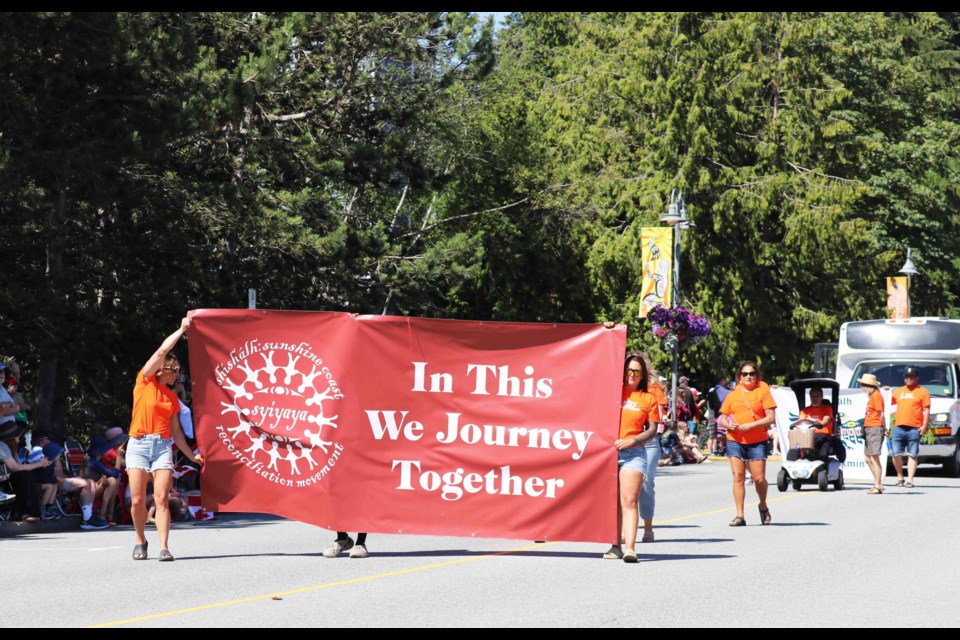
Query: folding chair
54 442 87 517
0 462 15 521
64 441 85 477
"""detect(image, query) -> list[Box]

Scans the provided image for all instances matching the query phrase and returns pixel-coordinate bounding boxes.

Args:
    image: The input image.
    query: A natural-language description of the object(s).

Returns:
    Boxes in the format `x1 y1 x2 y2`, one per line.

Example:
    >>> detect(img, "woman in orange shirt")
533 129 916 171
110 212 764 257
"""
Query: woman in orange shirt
127 317 203 562
604 352 659 563
719 361 776 526
857 373 885 494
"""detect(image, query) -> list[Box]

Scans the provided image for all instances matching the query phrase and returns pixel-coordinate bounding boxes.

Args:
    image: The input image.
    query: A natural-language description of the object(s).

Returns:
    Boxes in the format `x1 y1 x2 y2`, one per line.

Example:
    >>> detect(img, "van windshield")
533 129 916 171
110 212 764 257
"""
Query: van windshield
849 362 954 398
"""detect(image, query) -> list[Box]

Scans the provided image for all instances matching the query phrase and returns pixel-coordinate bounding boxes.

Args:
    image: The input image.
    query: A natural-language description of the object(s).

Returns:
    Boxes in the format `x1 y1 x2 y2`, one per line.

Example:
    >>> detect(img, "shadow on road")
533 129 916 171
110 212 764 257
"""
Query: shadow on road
639 553 735 562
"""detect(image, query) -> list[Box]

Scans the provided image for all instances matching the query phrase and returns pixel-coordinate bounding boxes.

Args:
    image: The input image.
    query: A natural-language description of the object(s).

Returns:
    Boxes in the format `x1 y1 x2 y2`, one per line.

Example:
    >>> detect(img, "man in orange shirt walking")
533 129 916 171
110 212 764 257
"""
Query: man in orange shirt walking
890 366 930 489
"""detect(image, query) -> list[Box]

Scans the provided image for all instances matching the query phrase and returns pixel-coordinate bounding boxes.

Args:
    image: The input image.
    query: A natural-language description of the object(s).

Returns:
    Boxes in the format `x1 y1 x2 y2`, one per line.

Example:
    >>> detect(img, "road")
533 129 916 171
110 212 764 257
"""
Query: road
6 459 959 627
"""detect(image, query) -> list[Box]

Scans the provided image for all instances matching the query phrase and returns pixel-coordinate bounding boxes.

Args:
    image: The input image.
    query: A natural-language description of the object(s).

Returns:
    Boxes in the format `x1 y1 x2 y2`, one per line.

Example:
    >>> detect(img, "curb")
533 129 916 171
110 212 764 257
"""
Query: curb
0 516 82 538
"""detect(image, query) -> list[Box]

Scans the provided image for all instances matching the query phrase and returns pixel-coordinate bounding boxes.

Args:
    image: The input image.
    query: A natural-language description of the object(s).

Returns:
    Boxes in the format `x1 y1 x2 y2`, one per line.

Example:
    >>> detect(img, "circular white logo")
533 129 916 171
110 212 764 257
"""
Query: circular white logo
214 340 344 487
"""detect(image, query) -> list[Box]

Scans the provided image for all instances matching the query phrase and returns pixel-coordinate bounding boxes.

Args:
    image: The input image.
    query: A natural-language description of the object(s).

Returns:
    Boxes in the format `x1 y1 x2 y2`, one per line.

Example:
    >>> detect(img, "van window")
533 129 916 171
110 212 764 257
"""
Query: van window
850 362 954 398
846 321 960 350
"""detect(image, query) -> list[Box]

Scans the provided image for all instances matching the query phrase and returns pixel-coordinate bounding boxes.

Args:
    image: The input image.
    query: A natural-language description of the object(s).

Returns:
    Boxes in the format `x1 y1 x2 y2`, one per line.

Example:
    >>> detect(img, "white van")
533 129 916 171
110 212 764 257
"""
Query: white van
836 317 960 476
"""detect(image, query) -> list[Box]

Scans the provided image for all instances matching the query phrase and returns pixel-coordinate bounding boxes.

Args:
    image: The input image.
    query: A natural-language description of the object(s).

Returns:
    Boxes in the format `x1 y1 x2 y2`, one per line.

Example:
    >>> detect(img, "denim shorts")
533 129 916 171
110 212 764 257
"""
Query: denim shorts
618 445 652 475
891 426 920 458
726 439 769 462
126 434 175 472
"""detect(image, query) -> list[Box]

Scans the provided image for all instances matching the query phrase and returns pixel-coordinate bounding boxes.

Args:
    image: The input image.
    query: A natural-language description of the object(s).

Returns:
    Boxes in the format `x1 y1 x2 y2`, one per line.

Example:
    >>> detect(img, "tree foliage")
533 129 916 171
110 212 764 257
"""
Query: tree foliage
1 12 959 438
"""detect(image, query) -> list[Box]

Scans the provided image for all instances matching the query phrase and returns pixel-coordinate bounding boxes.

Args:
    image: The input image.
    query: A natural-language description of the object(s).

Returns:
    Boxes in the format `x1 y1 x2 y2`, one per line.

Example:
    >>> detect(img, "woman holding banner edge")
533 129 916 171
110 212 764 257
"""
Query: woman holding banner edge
127 317 204 561
604 352 659 563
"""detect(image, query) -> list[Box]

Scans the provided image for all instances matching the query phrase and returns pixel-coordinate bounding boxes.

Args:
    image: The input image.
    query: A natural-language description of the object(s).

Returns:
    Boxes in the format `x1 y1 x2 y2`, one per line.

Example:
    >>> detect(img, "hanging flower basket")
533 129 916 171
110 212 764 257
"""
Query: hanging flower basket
647 305 711 351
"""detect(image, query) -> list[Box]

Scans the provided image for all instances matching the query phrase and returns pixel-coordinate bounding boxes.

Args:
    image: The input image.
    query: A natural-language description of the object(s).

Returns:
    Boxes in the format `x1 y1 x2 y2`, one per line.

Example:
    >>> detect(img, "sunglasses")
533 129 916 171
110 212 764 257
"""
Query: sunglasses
739 370 757 377
626 369 643 376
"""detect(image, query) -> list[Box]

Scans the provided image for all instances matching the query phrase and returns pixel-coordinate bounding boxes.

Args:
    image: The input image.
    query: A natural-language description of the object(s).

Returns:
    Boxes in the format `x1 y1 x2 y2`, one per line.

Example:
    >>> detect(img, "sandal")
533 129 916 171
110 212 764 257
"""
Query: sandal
895 480 905 487
866 487 882 495
759 506 772 525
905 482 914 488
622 549 638 563
158 549 175 562
602 546 623 560
132 542 149 560
729 516 746 527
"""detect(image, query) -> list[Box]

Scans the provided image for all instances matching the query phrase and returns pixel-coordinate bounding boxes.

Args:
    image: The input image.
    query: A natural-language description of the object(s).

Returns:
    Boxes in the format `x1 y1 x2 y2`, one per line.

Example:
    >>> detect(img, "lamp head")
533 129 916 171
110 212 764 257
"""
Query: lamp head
660 189 683 226
899 248 919 276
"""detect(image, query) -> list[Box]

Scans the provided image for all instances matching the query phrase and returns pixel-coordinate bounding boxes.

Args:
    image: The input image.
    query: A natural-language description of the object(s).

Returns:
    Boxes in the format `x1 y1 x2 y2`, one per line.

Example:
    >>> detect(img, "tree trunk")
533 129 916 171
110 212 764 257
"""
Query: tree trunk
36 187 68 440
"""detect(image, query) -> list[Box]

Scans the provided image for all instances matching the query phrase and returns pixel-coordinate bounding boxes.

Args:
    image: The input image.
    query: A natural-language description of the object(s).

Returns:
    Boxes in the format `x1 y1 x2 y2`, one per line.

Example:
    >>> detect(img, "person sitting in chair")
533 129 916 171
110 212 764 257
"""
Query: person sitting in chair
658 422 683 467
799 387 835 462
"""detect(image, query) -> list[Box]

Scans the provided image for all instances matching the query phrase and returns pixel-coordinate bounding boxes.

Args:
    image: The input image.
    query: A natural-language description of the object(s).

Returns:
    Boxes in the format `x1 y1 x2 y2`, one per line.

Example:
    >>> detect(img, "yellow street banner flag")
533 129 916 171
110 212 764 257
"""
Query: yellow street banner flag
886 276 908 319
639 227 673 318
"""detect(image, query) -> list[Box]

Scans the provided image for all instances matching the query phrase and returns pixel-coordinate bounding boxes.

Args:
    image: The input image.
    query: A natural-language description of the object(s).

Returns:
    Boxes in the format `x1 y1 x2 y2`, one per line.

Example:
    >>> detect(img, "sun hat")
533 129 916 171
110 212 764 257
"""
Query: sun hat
0 421 25 442
86 435 112 457
42 441 65 462
105 426 127 448
856 373 882 388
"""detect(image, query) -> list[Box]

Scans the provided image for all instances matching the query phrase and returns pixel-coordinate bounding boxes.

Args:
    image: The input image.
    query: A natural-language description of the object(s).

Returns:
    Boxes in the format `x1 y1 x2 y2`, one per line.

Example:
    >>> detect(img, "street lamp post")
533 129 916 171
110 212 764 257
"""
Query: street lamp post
899 248 918 318
660 189 694 422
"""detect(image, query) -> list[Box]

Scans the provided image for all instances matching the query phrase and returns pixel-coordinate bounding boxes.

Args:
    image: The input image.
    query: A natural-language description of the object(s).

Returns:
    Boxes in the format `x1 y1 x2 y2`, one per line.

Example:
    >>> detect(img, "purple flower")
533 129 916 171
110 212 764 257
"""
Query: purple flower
647 305 711 341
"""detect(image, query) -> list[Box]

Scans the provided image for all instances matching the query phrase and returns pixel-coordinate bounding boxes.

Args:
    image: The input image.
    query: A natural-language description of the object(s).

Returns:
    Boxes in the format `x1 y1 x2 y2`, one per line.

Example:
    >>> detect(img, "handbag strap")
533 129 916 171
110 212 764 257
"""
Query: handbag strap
740 385 764 421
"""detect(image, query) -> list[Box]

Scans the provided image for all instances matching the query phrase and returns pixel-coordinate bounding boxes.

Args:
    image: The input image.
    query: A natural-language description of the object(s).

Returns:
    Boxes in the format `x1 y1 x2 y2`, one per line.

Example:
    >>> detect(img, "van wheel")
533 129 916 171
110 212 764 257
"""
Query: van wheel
777 468 789 492
943 444 960 478
834 468 844 491
817 468 829 492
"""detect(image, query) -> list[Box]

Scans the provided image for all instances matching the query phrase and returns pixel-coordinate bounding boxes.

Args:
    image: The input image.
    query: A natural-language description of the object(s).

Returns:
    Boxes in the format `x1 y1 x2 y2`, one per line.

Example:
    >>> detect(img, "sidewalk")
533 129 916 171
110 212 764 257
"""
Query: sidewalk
0 515 81 538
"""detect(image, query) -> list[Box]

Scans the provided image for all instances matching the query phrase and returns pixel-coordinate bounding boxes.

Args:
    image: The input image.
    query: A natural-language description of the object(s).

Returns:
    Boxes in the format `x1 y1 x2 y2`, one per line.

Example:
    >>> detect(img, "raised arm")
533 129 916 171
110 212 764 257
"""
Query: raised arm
142 317 191 378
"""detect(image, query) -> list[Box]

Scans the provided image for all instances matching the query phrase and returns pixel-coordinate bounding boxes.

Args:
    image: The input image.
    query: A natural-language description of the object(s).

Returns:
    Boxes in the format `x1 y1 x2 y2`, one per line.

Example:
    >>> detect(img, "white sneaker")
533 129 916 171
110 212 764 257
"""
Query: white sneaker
322 537 354 558
348 544 368 558
0 491 15 503
745 477 754 486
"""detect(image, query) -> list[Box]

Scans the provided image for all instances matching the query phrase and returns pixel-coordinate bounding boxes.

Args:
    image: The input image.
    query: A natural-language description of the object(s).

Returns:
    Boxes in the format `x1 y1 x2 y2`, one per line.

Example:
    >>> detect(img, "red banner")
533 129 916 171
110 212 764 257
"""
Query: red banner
187 310 625 543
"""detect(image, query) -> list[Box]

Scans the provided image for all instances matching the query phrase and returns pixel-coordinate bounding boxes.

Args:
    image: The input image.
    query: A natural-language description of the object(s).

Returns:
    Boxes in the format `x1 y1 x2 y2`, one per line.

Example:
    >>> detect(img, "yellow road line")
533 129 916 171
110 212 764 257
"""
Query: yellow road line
89 545 544 628
652 490 816 525
91 491 822 627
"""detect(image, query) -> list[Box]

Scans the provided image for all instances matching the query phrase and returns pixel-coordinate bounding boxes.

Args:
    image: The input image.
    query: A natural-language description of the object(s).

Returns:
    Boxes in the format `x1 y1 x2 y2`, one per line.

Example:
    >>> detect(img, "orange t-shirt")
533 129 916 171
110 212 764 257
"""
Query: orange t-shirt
129 369 181 439
649 382 668 422
891 385 931 428
719 381 777 445
863 390 885 428
800 404 833 436
619 388 659 440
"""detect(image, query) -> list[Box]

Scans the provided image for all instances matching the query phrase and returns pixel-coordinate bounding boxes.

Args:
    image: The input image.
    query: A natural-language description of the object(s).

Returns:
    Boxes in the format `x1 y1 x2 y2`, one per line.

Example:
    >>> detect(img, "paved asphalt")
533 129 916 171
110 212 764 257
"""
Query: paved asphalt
6 458 959 627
